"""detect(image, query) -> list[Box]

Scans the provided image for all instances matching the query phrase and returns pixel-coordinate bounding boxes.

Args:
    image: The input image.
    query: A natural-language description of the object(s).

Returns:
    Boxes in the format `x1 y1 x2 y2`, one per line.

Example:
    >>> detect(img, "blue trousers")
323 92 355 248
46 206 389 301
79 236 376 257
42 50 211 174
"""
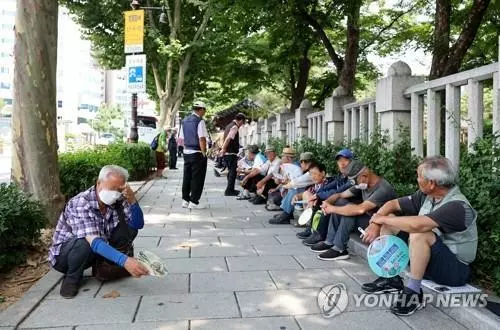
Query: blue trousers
280 188 305 214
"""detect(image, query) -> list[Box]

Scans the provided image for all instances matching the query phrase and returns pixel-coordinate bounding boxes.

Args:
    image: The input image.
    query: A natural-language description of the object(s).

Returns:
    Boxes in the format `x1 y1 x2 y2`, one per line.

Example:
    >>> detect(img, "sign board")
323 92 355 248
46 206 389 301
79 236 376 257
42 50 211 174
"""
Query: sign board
126 54 146 93
124 10 144 53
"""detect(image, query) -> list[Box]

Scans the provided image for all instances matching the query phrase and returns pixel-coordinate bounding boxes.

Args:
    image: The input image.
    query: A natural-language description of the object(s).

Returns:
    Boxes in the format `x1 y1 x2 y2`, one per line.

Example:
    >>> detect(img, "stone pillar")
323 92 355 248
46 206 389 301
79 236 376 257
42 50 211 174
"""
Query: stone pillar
410 93 424 157
359 105 368 142
445 84 461 168
351 107 359 142
427 88 441 156
295 99 314 139
376 61 425 144
467 79 484 151
324 88 355 144
368 102 377 143
494 71 500 142
256 118 264 145
344 108 351 143
275 109 294 141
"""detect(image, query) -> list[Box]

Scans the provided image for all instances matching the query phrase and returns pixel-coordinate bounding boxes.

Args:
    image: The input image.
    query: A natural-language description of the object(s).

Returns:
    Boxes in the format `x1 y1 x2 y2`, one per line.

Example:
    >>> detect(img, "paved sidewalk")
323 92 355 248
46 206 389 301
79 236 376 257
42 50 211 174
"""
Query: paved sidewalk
1 160 500 329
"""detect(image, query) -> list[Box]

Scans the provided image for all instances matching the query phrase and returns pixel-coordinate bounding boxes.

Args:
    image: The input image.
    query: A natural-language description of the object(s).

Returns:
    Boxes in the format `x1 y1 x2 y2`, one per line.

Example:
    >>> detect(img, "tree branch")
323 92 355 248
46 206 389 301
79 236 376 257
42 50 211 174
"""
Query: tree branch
358 0 421 55
296 8 344 72
151 62 164 98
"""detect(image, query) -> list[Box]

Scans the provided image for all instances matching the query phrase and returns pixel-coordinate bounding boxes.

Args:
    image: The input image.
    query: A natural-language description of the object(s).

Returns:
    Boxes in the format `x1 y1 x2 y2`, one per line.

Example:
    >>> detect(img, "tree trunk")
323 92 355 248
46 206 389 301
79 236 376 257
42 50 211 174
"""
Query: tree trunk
337 0 362 97
290 52 311 112
429 0 491 79
12 0 64 225
430 0 451 79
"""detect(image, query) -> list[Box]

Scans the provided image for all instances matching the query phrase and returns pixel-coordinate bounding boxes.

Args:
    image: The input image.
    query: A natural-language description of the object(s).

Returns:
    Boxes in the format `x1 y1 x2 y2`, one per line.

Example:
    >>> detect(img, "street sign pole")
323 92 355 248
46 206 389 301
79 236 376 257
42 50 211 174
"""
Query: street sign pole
124 9 144 143
130 93 138 143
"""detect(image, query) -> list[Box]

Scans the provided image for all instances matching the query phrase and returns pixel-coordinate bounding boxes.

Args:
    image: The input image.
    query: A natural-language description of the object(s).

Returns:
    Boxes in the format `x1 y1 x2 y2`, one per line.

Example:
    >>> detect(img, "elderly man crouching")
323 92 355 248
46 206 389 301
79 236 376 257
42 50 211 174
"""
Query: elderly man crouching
48 165 149 298
361 156 477 316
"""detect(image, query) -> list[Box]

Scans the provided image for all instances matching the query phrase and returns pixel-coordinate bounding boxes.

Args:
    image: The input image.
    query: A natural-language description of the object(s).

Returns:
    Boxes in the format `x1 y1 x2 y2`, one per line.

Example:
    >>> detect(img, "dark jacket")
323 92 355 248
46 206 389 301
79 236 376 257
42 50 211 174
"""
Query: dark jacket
168 135 177 151
316 175 352 201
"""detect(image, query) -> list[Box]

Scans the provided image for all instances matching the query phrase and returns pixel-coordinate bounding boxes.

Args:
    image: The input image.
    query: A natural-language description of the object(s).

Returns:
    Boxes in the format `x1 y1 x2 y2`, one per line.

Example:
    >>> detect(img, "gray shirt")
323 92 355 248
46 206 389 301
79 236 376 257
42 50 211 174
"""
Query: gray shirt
349 178 397 215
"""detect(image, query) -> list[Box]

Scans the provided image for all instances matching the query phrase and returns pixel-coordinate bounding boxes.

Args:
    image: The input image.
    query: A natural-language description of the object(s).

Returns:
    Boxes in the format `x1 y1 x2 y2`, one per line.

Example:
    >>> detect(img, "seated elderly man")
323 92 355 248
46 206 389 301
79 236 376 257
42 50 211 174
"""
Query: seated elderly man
240 146 281 205
237 145 267 200
298 149 354 244
269 152 315 224
48 165 149 298
361 156 477 316
265 147 302 210
313 160 397 260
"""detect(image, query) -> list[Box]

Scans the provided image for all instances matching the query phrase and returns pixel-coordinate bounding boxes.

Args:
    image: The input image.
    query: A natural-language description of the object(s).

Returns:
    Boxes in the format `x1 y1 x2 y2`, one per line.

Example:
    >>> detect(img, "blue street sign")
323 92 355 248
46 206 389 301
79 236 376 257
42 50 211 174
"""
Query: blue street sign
129 66 144 83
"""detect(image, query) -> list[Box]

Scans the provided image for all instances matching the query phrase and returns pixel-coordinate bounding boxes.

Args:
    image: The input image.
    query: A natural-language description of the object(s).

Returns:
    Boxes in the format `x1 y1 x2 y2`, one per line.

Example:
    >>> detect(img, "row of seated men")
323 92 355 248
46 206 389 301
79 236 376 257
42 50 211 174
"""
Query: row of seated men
231 144 478 316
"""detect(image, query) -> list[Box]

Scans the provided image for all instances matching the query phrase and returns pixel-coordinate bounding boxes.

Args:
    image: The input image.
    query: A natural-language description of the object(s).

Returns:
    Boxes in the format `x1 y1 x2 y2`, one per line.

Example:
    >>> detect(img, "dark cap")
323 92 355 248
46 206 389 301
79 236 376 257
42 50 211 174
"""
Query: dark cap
246 144 259 154
235 113 246 121
346 159 366 179
335 148 354 160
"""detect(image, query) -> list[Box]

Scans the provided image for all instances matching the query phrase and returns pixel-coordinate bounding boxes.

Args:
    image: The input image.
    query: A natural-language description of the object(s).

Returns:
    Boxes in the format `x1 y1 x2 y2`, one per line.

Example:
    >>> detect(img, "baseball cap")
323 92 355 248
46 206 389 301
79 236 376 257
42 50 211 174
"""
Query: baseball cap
299 152 314 161
335 148 354 160
346 160 366 179
193 101 207 109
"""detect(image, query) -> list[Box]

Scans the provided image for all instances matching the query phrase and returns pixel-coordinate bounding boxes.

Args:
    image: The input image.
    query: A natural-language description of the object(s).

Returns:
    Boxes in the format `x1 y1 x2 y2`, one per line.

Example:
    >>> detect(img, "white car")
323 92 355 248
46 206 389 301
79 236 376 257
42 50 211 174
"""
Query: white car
97 133 115 145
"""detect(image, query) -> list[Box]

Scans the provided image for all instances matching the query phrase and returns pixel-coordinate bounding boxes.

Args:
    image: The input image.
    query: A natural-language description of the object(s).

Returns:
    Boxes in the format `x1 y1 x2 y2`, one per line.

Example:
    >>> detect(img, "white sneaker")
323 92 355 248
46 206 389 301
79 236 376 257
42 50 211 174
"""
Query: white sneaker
188 202 205 209
182 200 189 208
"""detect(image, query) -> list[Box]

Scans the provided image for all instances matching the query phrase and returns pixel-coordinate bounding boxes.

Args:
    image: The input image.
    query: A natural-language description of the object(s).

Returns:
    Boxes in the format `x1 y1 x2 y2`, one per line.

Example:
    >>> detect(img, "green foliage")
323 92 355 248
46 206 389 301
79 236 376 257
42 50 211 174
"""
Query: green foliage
59 143 153 199
0 184 47 271
90 104 123 135
459 136 500 293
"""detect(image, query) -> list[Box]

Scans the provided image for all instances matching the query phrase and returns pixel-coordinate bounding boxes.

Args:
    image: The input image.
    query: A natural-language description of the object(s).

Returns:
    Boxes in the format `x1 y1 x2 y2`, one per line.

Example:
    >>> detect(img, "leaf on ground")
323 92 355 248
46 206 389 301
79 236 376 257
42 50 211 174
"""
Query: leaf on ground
102 290 120 299
177 244 191 248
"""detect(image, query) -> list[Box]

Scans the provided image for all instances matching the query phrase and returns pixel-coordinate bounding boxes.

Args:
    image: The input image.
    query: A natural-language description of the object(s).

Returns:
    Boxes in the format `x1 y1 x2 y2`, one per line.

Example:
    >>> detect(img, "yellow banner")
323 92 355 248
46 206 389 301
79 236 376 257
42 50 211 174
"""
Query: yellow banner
124 10 144 54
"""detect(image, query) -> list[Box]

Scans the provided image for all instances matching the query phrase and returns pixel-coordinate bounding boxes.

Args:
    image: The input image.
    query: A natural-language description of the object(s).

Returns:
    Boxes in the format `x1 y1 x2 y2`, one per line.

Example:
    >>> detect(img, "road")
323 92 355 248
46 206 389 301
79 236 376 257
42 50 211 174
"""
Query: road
0 153 11 183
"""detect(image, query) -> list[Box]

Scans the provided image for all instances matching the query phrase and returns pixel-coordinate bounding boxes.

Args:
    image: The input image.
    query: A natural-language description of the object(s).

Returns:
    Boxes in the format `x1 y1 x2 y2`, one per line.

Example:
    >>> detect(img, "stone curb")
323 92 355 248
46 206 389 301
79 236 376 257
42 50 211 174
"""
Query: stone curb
348 235 500 329
0 178 156 328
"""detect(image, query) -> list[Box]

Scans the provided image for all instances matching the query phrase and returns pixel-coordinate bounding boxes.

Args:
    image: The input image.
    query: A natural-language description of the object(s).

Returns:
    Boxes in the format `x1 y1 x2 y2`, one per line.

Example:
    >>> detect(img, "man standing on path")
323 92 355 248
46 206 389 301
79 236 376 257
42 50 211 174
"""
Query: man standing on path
222 113 246 196
179 101 209 209
168 129 178 170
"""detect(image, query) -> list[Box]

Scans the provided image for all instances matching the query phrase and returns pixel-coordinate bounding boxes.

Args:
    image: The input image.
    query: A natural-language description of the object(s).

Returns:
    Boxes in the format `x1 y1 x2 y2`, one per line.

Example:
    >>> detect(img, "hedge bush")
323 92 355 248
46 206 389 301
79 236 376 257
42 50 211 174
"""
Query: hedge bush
59 142 154 199
0 183 47 271
268 131 500 294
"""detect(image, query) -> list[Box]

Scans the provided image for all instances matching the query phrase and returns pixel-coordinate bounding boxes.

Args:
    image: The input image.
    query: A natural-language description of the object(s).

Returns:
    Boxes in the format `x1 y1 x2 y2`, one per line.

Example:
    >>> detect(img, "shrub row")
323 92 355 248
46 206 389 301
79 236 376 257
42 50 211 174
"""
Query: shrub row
59 142 154 199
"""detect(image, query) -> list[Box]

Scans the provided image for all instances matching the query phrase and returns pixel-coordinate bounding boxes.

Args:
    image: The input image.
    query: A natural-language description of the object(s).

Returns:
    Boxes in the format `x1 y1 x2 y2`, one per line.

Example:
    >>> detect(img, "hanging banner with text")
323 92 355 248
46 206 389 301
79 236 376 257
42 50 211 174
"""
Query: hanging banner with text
124 10 144 53
126 54 146 93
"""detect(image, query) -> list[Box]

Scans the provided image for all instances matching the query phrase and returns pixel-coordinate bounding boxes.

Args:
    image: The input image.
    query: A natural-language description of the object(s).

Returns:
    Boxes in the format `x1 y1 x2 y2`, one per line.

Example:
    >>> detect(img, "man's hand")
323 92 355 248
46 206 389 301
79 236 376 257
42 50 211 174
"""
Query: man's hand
321 201 335 215
123 184 137 205
361 223 381 244
369 214 386 226
256 180 264 190
269 187 277 194
124 257 150 278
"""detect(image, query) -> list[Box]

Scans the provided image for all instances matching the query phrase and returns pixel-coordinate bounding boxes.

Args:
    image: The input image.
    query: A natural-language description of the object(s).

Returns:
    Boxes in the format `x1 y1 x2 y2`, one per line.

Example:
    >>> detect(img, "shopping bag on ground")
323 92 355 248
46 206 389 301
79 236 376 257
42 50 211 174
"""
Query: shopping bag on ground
137 250 168 277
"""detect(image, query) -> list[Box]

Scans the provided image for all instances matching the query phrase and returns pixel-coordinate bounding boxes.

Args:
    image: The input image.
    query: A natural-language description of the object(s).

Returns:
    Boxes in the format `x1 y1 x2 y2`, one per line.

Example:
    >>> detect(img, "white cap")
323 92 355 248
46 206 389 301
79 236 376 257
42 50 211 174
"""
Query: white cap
193 101 207 109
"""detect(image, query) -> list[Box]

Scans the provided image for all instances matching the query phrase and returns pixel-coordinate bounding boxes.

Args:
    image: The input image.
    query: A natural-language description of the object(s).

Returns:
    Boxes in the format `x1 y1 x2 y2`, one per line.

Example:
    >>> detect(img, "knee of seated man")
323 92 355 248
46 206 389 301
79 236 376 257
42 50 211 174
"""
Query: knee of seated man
409 231 436 245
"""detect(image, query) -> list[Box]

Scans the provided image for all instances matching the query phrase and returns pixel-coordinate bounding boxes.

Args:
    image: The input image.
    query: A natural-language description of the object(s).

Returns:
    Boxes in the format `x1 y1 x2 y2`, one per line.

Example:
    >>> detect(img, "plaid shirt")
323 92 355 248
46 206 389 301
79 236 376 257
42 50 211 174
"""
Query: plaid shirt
48 186 131 266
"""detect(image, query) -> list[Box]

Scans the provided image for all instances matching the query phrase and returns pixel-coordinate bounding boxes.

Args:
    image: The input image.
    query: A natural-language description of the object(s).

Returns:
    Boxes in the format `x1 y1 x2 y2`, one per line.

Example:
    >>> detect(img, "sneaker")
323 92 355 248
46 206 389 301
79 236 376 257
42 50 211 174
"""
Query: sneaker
390 287 424 316
269 212 292 224
251 196 266 205
303 231 322 246
213 168 221 177
310 241 333 252
181 200 189 208
361 275 404 294
317 249 350 261
60 278 79 299
188 202 205 209
296 227 312 239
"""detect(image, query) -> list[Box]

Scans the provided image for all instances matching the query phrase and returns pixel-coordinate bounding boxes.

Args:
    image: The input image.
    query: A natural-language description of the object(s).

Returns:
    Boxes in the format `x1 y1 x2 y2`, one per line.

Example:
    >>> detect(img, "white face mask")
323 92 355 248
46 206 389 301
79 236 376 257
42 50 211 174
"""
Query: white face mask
99 189 122 205
356 183 368 190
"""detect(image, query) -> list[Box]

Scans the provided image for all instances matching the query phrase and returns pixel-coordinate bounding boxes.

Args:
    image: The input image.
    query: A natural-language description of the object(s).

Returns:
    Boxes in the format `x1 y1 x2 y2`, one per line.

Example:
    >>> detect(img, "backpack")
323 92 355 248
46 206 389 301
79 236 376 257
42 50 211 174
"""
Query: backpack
150 133 160 150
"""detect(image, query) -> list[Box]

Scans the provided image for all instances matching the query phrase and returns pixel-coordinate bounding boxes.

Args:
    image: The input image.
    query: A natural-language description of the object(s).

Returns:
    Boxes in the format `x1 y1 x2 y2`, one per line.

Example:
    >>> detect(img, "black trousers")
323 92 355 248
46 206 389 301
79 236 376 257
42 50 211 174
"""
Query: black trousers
242 174 265 193
53 223 137 284
169 148 178 169
182 153 207 204
224 154 238 193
